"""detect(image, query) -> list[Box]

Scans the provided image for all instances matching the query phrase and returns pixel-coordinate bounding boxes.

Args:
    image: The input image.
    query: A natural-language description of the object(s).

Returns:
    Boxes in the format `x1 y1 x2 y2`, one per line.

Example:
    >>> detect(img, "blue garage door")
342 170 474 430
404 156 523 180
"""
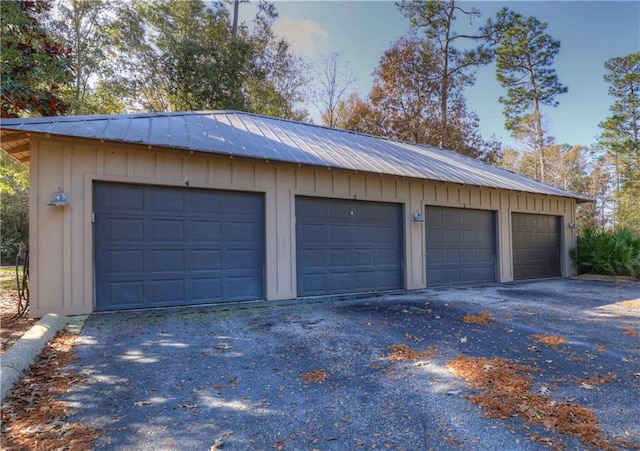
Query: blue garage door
296 197 403 296
512 213 561 280
426 206 496 286
94 183 264 311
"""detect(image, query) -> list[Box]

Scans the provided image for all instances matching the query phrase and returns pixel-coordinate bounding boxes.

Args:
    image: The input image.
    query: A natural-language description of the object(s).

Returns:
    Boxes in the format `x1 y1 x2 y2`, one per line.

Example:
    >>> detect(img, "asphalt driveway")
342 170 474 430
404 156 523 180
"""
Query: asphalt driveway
63 279 640 450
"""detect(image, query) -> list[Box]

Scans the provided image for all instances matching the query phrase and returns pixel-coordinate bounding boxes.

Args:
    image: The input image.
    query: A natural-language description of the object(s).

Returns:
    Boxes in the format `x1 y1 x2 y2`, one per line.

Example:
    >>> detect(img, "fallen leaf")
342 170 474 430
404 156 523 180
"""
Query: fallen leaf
387 344 436 361
529 334 566 349
134 401 152 406
301 370 328 383
404 333 423 342
461 311 494 325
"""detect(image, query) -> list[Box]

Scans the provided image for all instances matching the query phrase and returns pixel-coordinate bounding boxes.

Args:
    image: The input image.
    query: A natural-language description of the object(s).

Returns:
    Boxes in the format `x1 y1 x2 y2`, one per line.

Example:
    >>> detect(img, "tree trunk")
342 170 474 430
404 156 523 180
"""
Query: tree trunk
439 2 455 148
533 99 546 182
232 0 239 38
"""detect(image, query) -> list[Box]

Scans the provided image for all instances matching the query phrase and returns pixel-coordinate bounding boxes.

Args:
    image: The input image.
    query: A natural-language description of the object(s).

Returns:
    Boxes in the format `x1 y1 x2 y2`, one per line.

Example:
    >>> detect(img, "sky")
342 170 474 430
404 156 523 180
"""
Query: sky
240 1 640 149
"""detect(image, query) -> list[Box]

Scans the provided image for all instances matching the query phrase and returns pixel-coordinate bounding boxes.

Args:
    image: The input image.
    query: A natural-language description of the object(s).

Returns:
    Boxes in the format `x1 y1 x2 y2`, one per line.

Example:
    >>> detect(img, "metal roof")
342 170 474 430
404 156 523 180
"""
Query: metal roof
0 110 591 201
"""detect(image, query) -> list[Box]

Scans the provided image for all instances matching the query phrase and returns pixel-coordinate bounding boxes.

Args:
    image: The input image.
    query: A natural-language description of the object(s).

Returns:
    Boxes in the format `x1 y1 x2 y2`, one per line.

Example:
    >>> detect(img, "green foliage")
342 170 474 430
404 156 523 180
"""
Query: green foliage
46 0 124 115
1 0 73 117
571 228 640 278
244 2 309 120
495 11 567 182
496 13 567 130
0 152 29 265
597 53 640 230
108 0 307 117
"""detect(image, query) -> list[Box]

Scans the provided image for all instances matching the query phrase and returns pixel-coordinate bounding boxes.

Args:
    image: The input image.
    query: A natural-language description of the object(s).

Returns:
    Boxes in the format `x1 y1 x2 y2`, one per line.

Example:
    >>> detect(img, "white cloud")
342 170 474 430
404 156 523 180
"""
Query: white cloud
273 16 329 55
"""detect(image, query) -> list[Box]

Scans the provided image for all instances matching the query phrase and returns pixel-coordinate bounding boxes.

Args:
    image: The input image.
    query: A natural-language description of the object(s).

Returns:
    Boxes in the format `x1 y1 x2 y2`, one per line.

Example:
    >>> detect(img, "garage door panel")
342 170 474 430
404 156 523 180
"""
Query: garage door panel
192 221 221 241
95 183 264 310
426 248 444 264
192 250 221 270
151 250 184 271
355 272 374 289
109 218 144 241
104 186 144 210
108 250 144 273
192 278 221 300
149 219 184 241
330 249 350 266
152 189 183 211
512 213 560 280
374 270 401 288
378 226 399 243
378 248 401 266
354 226 375 243
444 229 460 244
296 197 403 296
109 282 144 306
330 273 351 291
355 249 375 265
151 279 184 303
224 276 260 300
426 206 496 286
329 225 350 242
428 269 445 285
301 224 326 242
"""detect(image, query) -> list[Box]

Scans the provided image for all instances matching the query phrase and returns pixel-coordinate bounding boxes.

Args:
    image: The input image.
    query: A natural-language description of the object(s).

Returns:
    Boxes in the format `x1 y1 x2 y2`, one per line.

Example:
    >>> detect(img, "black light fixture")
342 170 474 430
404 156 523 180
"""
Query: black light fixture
47 187 69 207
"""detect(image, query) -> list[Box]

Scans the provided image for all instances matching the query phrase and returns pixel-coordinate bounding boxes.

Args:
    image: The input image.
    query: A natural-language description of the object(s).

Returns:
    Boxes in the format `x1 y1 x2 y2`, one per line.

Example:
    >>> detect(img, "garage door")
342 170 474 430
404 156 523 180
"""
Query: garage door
296 197 403 296
94 183 264 311
512 213 560 280
425 206 496 286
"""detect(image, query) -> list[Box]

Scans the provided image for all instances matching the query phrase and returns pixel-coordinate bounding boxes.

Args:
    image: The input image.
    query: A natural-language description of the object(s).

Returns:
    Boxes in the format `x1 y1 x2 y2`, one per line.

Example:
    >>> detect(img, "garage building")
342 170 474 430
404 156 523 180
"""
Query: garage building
0 111 590 316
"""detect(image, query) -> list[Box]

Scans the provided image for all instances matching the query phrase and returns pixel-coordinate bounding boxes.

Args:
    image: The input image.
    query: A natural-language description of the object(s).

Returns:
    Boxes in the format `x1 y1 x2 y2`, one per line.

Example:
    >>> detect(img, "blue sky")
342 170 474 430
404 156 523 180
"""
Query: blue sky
241 1 640 149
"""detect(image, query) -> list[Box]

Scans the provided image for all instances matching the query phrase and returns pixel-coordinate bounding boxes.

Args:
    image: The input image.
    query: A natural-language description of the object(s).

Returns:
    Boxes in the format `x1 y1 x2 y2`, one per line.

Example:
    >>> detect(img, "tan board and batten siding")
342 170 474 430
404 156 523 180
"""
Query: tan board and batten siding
27 134 577 316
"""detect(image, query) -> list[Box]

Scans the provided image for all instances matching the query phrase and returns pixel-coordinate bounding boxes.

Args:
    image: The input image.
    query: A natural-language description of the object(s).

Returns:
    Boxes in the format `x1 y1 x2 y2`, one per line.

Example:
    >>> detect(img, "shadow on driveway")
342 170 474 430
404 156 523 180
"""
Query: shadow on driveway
64 279 640 450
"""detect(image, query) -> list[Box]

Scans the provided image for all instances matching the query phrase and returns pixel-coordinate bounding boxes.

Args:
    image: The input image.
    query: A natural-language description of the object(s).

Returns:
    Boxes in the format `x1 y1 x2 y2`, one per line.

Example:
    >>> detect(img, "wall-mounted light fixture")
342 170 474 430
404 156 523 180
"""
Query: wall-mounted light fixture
412 211 424 222
47 187 69 207
568 222 578 230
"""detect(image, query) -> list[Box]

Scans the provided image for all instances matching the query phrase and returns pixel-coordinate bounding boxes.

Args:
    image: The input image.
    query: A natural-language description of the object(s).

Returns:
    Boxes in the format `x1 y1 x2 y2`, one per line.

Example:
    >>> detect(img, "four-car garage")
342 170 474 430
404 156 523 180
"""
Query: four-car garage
94 184 564 311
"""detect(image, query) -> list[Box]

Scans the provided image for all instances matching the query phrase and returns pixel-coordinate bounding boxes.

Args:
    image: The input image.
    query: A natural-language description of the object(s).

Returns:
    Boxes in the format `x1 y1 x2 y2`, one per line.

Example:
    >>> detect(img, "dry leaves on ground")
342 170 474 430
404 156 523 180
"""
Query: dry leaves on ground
447 355 637 451
301 369 328 383
530 433 568 450
461 311 494 325
576 373 617 387
1 291 36 356
530 334 567 349
0 331 100 451
387 344 436 361
622 329 639 337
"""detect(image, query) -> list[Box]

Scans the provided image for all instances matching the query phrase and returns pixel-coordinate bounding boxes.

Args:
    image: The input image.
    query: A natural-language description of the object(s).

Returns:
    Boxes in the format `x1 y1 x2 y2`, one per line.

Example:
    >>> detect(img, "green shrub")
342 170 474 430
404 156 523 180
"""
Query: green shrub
571 228 640 278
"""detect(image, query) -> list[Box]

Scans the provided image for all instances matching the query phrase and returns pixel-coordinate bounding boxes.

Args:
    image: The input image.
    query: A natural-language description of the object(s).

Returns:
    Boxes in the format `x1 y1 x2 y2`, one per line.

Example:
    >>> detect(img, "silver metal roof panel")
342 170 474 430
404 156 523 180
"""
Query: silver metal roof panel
0 110 591 201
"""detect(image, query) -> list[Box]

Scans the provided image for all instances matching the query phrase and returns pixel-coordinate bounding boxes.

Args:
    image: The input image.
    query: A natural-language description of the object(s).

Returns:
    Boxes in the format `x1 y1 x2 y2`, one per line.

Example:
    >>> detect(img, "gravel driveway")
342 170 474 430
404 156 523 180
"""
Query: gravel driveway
64 279 640 450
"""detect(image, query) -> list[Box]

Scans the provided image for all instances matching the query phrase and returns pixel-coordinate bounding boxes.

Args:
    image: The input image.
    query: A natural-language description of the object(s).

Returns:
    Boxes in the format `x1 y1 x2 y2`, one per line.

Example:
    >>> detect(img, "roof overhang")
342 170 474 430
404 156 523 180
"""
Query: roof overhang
1 130 31 167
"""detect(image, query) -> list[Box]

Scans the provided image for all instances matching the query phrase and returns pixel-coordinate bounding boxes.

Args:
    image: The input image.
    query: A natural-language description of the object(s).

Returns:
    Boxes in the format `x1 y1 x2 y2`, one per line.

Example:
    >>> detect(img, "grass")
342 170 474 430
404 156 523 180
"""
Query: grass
0 266 19 294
